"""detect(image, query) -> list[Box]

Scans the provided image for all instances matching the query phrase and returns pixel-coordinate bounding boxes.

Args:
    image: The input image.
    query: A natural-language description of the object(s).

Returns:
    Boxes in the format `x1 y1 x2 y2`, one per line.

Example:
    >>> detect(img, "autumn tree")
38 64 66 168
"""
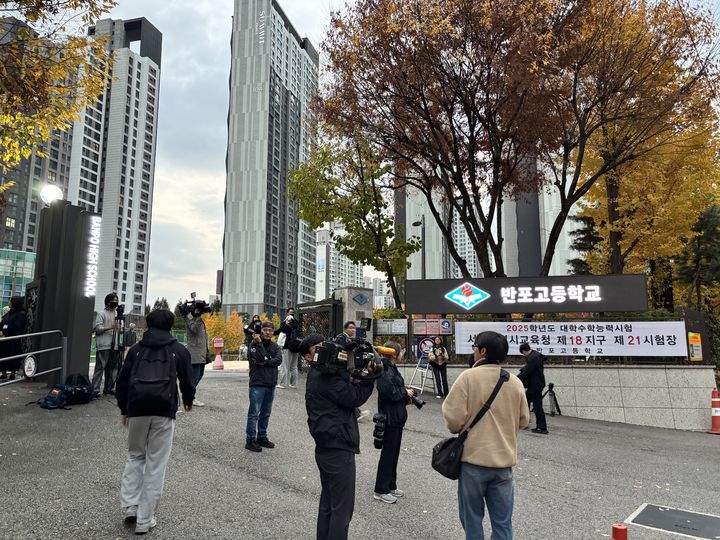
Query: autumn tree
291 138 420 308
320 0 718 277
224 310 244 353
0 1 114 169
203 311 226 348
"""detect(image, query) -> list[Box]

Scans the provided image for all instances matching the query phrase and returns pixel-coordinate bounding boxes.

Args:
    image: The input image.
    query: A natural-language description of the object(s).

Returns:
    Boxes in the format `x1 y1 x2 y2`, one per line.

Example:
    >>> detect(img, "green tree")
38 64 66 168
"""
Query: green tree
291 138 420 308
566 216 602 275
152 297 170 311
677 206 720 310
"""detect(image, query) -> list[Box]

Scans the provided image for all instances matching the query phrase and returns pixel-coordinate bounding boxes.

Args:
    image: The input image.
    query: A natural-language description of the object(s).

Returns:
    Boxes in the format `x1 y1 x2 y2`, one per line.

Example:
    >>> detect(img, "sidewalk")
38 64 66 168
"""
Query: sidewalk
2 372 719 539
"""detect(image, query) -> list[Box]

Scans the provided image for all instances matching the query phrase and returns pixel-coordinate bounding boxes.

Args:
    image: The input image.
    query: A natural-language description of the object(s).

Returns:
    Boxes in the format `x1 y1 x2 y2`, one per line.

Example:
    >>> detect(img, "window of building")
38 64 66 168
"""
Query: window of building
5 217 15 229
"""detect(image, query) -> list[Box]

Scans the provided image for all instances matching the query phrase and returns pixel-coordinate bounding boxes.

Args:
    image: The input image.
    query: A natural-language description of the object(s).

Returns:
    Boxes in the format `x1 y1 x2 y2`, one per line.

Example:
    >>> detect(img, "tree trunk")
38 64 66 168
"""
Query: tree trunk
540 208 568 276
606 172 624 274
385 260 403 309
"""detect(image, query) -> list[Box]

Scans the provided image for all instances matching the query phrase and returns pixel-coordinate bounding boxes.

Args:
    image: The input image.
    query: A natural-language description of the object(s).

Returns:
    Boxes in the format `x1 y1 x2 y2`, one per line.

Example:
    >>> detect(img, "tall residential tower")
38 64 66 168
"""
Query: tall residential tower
223 0 318 316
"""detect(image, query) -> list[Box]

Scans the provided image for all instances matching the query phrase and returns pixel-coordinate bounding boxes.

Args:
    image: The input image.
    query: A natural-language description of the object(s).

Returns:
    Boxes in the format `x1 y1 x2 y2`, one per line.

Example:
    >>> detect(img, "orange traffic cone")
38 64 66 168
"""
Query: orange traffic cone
709 389 720 435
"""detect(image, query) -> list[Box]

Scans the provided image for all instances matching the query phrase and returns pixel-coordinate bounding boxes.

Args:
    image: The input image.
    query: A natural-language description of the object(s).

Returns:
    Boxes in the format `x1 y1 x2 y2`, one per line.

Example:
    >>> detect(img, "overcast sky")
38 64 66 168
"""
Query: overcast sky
105 0 348 307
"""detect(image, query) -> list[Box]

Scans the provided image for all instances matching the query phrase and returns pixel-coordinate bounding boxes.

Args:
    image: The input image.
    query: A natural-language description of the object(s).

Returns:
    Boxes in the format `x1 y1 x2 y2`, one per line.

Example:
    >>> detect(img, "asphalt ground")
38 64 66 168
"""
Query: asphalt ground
1 371 719 540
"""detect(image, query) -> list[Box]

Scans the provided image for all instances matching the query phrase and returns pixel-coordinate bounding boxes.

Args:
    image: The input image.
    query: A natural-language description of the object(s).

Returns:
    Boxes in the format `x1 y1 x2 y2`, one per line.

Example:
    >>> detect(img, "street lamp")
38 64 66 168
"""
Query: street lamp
411 214 426 280
39 184 63 206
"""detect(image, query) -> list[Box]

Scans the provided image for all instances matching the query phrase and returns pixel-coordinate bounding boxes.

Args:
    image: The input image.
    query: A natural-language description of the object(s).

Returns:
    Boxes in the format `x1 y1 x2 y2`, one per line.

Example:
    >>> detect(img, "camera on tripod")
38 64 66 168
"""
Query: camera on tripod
178 292 212 317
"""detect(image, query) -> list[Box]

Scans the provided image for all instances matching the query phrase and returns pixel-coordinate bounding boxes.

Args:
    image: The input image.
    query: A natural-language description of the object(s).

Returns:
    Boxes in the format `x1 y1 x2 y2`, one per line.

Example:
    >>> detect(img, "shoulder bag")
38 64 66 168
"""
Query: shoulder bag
431 369 510 480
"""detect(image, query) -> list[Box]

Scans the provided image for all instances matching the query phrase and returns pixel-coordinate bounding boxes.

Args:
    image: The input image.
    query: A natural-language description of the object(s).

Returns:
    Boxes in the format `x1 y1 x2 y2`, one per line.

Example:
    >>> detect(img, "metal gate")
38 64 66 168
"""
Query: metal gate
0 330 67 388
298 299 344 340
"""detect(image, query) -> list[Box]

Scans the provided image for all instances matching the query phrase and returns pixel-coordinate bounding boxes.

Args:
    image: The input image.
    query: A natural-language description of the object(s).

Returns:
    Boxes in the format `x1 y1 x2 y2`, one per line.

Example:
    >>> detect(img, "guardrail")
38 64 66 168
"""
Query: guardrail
0 330 67 387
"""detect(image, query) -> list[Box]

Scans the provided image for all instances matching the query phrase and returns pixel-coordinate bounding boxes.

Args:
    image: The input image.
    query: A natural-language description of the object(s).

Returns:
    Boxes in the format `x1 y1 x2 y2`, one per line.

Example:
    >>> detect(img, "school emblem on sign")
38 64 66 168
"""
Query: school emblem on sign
445 282 491 310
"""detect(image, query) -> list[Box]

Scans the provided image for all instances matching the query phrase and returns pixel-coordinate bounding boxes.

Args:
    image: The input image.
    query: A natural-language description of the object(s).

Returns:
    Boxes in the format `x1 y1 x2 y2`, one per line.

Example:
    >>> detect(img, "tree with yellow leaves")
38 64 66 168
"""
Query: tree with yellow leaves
202 311 226 350
0 1 115 169
224 310 244 354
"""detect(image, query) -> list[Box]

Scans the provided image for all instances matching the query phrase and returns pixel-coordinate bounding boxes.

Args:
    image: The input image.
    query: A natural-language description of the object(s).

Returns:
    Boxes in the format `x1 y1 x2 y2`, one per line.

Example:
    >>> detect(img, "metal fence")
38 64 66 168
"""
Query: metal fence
0 330 67 387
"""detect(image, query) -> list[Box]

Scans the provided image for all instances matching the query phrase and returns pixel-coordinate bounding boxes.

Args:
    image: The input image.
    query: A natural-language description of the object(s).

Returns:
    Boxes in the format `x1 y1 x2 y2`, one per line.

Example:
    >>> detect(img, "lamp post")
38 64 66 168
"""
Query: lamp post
412 215 426 280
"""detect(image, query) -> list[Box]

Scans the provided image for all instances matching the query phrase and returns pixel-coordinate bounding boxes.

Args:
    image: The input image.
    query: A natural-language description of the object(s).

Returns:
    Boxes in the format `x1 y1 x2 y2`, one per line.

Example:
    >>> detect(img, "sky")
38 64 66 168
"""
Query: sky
104 0 350 307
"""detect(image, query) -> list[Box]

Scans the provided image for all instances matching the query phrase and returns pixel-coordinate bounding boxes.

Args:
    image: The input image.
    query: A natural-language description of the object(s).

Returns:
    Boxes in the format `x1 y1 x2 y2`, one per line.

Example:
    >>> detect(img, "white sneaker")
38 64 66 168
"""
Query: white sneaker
135 516 157 534
276 384 286 389
357 409 370 422
288 384 297 389
390 489 404 498
373 492 397 504
193 400 205 407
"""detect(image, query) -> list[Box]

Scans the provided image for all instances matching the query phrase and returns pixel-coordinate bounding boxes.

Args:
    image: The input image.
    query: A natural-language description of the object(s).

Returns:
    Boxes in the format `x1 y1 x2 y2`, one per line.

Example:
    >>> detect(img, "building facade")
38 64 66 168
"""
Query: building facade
315 222 364 301
223 0 318 316
0 249 35 308
66 18 162 315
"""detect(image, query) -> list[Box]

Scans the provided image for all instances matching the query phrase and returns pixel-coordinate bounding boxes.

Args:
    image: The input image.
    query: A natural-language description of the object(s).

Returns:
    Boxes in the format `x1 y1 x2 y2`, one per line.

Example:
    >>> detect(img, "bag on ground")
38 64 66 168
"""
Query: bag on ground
63 373 94 405
36 384 72 410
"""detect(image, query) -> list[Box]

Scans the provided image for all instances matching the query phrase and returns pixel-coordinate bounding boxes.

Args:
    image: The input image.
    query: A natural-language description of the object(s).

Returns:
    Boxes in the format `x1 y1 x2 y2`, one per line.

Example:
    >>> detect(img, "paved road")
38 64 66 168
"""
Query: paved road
1 371 718 539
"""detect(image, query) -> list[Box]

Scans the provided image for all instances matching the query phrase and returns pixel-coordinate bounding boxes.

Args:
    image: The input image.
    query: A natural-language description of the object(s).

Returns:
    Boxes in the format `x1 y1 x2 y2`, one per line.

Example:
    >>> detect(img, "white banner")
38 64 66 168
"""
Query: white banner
455 321 688 357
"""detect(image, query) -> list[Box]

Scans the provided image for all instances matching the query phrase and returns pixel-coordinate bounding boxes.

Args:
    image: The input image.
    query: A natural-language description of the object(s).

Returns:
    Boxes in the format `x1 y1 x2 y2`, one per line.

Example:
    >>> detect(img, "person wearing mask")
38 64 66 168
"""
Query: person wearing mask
0 297 28 381
116 309 195 535
92 292 121 396
373 341 413 504
276 314 299 389
334 321 370 421
303 334 375 540
428 336 450 398
518 342 548 434
245 322 282 452
442 331 529 540
244 315 262 346
185 304 209 407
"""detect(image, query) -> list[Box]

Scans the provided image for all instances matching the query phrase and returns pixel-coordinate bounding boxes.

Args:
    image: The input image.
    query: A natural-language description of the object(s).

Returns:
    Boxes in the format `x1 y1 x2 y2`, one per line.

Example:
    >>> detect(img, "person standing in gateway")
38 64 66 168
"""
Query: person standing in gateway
92 292 121 396
518 342 548 434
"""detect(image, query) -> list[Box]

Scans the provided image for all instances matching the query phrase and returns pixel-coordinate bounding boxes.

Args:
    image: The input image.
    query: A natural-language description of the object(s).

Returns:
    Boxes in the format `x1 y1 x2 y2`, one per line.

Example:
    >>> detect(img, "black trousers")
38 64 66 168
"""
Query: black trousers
315 447 356 540
430 363 449 396
374 425 403 494
529 392 547 430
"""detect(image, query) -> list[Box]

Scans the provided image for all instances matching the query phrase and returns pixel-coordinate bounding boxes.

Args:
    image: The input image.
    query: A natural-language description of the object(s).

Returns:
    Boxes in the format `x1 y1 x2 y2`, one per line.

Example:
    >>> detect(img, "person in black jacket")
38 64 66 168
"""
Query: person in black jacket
0 297 28 381
244 315 262 346
115 309 195 535
374 341 415 504
303 334 375 540
518 342 548 434
245 322 283 452
334 321 370 422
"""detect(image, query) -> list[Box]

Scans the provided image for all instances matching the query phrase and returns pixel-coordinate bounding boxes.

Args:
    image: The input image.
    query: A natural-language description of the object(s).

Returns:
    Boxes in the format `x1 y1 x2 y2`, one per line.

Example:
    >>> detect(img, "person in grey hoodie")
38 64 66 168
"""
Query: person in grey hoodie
185 303 209 406
93 292 121 395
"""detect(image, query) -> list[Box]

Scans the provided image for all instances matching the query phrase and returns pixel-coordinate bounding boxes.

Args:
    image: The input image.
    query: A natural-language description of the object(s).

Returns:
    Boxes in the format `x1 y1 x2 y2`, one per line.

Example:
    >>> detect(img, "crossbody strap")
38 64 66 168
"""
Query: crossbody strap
464 369 510 434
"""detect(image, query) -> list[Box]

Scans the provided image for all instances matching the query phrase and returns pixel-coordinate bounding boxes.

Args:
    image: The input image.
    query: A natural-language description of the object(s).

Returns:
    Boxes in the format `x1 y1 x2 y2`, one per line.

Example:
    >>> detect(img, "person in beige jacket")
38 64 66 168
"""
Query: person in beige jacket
442 331 529 540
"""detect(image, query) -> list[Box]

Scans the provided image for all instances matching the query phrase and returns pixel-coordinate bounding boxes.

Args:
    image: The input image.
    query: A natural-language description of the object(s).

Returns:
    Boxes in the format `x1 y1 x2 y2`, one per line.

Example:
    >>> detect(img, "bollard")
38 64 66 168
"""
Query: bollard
611 523 628 540
708 389 720 435
211 336 225 371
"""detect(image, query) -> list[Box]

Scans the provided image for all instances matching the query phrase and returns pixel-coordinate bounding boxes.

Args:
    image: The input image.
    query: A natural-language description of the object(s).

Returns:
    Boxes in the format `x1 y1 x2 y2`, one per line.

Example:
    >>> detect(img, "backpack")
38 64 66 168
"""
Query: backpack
128 346 177 412
64 373 94 405
37 385 72 410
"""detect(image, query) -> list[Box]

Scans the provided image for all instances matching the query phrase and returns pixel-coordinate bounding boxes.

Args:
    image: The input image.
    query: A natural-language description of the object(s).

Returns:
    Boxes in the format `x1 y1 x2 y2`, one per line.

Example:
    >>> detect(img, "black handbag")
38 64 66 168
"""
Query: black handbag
431 369 510 480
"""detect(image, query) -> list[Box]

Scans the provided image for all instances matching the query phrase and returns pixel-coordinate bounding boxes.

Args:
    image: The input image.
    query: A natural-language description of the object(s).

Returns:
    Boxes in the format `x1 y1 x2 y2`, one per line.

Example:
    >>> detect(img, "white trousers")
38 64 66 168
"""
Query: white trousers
278 349 299 387
120 416 175 528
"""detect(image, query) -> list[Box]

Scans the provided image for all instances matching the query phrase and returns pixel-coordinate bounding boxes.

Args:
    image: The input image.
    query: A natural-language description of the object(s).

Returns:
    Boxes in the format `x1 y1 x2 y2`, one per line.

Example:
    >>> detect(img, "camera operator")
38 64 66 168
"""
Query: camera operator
92 292 122 396
185 301 210 407
373 341 414 504
302 334 375 540
244 315 263 346
334 321 370 422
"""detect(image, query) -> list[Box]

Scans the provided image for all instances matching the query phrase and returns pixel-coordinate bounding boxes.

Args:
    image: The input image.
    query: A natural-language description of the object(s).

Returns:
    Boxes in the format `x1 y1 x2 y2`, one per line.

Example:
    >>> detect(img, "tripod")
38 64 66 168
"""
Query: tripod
542 383 562 416
105 309 126 394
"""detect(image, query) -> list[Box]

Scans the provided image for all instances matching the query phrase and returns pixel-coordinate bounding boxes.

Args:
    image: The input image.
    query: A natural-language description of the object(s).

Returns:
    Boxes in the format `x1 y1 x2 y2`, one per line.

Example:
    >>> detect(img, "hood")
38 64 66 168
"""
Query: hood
139 328 177 348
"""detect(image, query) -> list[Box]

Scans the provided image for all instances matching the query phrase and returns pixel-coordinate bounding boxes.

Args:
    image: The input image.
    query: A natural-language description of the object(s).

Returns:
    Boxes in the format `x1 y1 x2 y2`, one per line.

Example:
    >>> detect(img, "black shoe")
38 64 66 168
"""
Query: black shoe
257 438 275 449
245 440 262 452
531 428 549 434
8 373 15 381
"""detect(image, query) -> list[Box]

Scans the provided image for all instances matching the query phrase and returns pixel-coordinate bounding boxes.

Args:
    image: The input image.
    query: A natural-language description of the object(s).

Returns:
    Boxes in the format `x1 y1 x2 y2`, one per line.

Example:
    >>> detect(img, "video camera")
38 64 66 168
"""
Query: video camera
178 292 212 317
312 337 384 381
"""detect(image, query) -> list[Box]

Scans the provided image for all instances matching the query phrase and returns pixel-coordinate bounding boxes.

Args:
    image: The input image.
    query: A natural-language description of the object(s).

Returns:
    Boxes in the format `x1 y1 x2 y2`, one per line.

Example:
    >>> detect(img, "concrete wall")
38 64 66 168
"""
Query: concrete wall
398 364 717 432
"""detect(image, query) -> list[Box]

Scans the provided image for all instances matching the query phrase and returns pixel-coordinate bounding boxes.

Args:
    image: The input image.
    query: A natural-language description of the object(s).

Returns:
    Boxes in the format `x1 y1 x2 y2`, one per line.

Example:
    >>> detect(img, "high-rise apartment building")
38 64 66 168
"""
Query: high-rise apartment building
0 17 162 315
223 0 319 316
315 222 364 301
67 18 162 315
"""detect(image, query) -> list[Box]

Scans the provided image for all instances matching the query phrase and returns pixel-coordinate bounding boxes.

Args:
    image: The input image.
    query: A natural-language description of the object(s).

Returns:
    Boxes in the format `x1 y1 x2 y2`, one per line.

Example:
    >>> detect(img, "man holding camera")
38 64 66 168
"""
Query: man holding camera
92 292 122 396
185 302 210 407
245 322 282 452
442 331 529 540
373 341 414 504
302 333 375 540
334 321 370 422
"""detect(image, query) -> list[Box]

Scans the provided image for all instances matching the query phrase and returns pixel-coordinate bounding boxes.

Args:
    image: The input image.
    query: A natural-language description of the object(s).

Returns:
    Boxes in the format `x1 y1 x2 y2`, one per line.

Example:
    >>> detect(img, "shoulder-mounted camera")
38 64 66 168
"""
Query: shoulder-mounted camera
312 337 384 380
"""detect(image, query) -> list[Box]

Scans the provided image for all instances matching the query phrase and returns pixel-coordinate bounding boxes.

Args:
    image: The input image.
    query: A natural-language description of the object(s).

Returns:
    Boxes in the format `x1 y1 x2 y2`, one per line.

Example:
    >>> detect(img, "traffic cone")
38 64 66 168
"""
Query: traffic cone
611 523 628 540
708 389 720 435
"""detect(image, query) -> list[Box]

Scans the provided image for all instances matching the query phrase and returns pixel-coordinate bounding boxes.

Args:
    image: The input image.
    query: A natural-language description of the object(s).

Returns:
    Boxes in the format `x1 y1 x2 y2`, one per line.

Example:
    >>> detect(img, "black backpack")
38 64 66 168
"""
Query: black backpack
128 346 177 411
64 374 94 405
